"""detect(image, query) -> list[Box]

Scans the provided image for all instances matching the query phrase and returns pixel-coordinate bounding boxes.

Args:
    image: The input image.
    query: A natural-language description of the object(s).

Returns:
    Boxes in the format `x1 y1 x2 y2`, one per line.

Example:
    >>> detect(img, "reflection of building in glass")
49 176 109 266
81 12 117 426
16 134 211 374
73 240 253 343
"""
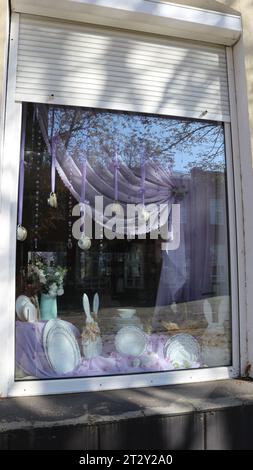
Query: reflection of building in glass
155 168 229 309
124 245 144 289
210 198 225 225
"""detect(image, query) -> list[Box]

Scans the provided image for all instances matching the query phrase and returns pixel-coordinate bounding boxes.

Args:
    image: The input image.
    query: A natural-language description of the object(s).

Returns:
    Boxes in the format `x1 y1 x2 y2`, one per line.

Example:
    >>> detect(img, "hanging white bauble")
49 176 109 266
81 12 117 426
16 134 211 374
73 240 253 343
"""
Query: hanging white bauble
78 234 91 250
17 224 27 241
140 207 150 222
111 201 122 215
47 192 58 208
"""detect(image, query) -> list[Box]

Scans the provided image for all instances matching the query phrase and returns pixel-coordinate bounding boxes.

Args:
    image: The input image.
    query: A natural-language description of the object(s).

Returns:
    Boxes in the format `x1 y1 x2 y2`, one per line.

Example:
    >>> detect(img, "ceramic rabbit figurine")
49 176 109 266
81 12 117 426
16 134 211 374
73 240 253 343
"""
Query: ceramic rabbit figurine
203 298 228 335
81 293 102 359
202 297 230 366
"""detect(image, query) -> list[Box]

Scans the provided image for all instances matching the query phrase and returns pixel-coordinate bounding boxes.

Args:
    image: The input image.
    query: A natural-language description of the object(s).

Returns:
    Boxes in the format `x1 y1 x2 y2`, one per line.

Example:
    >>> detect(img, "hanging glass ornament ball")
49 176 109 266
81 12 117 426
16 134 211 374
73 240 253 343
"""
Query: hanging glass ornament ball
17 224 27 241
140 207 150 222
78 234 91 250
111 201 122 215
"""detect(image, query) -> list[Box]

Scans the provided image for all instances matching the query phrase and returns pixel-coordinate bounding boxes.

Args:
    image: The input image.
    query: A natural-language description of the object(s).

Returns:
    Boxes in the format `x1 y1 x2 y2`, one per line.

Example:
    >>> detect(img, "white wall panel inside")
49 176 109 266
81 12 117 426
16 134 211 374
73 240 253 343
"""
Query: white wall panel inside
15 14 230 122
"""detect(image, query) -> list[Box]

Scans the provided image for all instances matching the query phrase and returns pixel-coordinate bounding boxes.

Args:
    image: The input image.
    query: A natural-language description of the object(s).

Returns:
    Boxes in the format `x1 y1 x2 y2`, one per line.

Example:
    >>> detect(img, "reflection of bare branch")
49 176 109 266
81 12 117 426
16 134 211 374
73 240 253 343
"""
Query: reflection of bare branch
51 106 225 172
188 141 224 171
194 126 216 143
206 126 222 156
64 111 79 149
161 124 214 152
206 142 224 160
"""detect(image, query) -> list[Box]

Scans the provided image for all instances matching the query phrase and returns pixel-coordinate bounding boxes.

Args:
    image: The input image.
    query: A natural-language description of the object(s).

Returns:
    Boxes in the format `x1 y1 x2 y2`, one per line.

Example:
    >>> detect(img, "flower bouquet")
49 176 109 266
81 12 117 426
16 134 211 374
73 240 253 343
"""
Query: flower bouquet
28 255 67 320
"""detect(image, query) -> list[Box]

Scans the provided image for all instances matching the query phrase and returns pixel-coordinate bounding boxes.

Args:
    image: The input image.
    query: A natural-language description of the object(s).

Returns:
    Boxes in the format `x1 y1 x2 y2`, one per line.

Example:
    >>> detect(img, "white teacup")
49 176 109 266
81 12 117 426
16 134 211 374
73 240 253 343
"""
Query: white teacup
118 308 136 319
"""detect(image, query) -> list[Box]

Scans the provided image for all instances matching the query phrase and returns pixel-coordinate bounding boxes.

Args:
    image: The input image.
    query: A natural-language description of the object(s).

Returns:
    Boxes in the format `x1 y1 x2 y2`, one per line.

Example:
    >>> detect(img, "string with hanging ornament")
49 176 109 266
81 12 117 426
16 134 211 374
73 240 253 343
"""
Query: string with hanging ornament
111 151 122 215
78 156 91 250
47 108 58 209
140 149 150 222
17 104 28 242
67 190 73 250
33 128 43 250
67 164 73 250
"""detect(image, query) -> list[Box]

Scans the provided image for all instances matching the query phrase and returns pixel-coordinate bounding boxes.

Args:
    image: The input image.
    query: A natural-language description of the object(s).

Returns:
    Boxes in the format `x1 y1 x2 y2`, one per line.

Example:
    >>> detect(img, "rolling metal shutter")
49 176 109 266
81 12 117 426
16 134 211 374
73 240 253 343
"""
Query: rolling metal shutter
15 14 230 122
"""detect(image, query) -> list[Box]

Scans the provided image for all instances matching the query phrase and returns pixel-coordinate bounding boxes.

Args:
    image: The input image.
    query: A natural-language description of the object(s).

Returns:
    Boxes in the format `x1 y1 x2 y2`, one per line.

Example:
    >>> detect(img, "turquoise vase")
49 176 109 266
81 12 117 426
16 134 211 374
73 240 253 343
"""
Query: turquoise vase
40 293 57 321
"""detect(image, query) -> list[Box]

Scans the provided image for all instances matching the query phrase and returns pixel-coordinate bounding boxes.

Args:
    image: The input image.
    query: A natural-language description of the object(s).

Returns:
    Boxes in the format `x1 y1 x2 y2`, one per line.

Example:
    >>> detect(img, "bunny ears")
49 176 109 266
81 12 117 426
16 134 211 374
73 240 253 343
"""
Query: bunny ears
83 292 99 324
203 297 229 325
93 293 99 318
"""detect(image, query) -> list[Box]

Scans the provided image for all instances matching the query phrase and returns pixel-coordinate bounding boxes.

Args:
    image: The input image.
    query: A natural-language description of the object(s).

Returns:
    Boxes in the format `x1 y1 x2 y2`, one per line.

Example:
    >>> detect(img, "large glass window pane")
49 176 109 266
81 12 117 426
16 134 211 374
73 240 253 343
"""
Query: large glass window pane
15 104 232 380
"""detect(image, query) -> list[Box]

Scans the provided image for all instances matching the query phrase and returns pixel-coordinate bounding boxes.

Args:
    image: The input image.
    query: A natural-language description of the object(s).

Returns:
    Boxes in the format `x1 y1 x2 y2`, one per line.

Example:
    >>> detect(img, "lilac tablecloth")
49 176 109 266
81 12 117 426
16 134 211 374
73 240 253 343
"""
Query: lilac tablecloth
16 321 199 379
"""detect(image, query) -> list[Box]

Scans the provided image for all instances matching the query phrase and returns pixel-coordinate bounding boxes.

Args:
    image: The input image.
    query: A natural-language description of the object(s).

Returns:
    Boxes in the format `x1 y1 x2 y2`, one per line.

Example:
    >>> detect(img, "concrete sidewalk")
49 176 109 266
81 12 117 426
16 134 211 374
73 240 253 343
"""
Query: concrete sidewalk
1 379 253 449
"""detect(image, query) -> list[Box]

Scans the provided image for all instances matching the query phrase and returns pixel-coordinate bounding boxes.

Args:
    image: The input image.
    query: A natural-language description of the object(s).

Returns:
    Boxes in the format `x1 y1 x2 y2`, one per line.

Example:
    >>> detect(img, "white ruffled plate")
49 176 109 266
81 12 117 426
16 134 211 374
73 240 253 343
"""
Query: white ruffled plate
115 326 147 357
43 319 81 374
163 333 200 369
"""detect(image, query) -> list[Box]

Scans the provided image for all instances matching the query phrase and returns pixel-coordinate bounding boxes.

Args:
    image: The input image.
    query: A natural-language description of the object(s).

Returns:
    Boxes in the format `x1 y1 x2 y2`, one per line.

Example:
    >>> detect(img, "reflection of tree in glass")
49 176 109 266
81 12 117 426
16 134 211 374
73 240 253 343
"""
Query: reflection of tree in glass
23 108 71 244
47 106 224 173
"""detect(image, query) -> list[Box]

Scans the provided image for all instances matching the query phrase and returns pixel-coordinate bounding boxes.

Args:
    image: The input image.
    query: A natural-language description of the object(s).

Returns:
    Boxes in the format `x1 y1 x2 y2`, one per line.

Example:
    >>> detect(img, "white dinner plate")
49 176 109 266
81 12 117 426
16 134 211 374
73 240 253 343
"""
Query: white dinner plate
163 333 200 369
15 295 31 321
43 319 81 374
115 326 147 357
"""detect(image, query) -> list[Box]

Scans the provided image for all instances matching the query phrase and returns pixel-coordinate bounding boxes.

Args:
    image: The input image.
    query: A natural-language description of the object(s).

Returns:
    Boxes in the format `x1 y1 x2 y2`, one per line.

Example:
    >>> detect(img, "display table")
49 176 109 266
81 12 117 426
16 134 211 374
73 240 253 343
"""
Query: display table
16 321 200 379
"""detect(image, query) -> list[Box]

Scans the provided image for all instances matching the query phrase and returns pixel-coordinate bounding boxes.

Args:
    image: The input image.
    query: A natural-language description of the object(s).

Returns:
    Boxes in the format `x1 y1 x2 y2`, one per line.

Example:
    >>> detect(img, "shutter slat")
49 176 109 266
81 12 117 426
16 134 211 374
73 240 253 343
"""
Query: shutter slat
16 77 229 107
18 38 227 66
15 85 229 114
17 58 229 84
16 71 229 97
17 65 229 86
16 15 230 122
18 15 231 55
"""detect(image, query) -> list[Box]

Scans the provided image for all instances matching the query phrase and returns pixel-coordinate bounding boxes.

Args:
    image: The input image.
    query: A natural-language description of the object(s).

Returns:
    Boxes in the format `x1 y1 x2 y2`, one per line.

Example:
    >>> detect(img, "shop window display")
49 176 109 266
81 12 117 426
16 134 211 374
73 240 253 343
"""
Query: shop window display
15 104 232 380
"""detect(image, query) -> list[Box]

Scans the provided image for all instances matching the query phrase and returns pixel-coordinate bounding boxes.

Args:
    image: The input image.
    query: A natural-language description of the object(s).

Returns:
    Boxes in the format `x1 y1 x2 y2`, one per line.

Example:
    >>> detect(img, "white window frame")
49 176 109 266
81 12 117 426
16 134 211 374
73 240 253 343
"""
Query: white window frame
1 2 251 397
